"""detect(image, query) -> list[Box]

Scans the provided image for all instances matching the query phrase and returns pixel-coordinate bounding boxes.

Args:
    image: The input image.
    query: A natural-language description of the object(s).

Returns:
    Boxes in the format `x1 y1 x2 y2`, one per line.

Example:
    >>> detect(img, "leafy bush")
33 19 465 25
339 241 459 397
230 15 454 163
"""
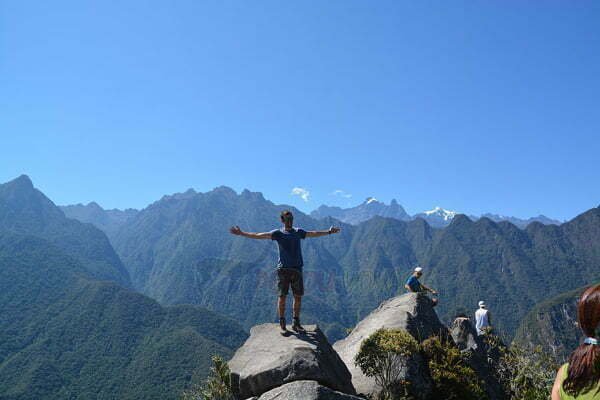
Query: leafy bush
491 338 557 400
421 336 486 400
355 329 420 399
181 355 234 400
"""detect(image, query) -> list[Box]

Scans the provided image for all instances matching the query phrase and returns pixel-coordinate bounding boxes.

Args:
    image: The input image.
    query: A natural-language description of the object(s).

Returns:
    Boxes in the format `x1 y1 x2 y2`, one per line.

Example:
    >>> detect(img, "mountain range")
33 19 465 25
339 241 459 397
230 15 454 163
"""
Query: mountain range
0 176 247 399
61 183 599 342
310 197 562 228
2 174 597 398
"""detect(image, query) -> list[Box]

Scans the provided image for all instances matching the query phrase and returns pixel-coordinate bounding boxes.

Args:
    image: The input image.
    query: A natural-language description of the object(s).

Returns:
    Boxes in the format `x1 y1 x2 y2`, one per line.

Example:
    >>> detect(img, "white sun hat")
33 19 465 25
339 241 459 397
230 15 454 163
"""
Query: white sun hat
478 300 486 307
414 267 423 273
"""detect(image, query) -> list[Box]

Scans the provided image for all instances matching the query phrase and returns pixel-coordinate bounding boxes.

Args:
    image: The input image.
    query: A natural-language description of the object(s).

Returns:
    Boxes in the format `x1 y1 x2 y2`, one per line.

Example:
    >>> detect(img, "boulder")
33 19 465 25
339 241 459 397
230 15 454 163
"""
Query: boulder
450 316 482 352
229 324 356 399
254 380 365 400
333 293 448 398
450 317 506 400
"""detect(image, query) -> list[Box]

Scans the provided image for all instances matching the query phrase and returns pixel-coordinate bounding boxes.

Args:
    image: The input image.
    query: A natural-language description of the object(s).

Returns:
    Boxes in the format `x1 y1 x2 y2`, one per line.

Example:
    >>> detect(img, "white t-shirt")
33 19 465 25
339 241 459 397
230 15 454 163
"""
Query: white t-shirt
475 307 490 335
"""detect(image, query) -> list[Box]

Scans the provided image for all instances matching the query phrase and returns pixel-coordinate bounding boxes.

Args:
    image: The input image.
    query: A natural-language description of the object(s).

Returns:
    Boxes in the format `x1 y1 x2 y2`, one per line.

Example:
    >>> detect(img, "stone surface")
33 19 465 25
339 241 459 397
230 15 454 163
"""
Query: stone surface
450 316 482 352
450 317 506 400
255 380 365 400
229 324 356 399
333 293 448 398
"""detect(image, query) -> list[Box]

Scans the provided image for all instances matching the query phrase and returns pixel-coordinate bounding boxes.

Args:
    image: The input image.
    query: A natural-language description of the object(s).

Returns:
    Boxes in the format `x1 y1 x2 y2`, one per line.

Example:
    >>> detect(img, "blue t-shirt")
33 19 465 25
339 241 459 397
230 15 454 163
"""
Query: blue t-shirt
271 228 307 269
406 275 422 292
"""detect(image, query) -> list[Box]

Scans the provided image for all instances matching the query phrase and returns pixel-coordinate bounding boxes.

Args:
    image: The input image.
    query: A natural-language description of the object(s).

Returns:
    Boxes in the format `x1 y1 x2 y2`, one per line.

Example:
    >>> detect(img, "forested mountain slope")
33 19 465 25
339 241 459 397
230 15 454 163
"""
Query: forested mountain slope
513 285 590 362
0 175 130 287
0 232 247 400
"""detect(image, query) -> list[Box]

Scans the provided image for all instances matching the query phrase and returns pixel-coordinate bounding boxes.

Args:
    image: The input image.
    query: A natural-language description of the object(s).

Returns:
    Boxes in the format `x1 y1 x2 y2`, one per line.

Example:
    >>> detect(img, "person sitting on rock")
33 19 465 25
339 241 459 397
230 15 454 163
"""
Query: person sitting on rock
551 284 600 400
475 300 492 335
404 266 437 295
230 210 340 334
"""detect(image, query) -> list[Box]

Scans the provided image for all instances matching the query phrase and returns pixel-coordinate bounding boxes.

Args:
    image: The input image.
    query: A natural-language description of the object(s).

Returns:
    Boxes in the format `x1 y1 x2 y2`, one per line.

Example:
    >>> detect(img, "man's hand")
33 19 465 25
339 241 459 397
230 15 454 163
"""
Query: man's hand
306 226 341 238
230 226 243 235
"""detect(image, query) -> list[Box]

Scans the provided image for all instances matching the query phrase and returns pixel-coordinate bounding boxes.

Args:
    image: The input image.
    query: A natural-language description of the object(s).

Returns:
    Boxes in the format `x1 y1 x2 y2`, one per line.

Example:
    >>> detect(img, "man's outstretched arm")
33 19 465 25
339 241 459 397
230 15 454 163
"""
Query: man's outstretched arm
305 226 341 238
420 283 438 294
229 226 272 239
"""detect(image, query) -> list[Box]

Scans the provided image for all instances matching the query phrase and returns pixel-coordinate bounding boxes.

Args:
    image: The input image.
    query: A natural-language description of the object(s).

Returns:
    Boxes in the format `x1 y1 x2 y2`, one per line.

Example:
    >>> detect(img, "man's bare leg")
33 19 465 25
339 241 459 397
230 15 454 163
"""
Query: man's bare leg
292 295 305 332
278 295 287 332
278 295 287 318
293 295 302 319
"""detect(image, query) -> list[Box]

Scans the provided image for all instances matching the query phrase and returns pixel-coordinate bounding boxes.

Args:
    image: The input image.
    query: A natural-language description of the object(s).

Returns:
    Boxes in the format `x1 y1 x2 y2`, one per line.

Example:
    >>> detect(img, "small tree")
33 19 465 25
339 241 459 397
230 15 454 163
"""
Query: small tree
181 355 234 400
493 342 557 400
421 336 486 400
354 328 420 399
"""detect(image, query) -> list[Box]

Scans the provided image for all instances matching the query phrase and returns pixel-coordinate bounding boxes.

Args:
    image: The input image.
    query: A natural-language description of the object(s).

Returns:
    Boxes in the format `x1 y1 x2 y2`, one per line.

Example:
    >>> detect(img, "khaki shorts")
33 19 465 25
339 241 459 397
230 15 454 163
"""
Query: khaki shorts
277 268 304 296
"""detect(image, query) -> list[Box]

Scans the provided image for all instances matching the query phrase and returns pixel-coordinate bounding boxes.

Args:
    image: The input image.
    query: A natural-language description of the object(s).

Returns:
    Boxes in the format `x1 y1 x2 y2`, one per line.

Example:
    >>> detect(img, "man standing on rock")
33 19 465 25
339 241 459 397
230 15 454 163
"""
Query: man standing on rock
475 300 492 335
230 210 340 334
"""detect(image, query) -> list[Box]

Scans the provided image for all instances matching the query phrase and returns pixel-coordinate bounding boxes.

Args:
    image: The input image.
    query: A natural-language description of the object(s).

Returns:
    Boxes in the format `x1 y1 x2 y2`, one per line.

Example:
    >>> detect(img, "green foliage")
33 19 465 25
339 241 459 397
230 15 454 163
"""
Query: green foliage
513 285 589 363
421 336 486 400
354 329 420 400
0 233 247 400
494 342 558 400
355 329 488 400
181 356 234 400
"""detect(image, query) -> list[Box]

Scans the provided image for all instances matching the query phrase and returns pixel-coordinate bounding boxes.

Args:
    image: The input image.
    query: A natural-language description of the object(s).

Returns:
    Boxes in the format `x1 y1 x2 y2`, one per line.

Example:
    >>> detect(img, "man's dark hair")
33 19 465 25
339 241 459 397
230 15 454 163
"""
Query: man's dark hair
280 210 293 222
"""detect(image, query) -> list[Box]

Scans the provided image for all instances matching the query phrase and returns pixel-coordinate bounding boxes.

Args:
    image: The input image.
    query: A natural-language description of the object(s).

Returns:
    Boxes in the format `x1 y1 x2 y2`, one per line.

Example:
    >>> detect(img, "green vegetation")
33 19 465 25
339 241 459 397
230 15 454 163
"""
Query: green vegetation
355 328 557 400
492 338 558 400
355 329 485 400
181 355 234 400
513 285 590 362
355 329 419 399
0 175 130 286
421 336 486 400
0 232 247 399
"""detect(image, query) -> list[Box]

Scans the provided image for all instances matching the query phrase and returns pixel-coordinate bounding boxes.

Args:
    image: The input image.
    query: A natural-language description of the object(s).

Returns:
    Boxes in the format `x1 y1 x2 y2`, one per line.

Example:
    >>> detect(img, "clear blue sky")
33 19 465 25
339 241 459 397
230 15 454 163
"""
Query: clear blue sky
1 1 599 221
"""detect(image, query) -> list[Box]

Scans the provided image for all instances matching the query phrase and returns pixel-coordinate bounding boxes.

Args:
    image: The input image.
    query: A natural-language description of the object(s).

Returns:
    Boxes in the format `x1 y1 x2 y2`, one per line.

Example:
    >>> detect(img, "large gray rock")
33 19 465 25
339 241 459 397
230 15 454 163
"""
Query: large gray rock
333 293 448 398
254 380 364 400
229 324 356 399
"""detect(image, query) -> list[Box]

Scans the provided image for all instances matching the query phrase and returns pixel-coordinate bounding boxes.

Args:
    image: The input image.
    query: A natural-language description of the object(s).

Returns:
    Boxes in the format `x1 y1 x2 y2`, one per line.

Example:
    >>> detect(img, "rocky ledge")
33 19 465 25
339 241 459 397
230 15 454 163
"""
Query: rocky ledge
228 324 356 399
333 293 448 398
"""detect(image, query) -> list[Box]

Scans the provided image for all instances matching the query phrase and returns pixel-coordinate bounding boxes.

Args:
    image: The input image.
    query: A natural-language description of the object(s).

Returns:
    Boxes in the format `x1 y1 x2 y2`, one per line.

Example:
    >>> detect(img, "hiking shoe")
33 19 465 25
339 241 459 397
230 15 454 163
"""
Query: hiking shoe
292 317 305 333
279 317 287 333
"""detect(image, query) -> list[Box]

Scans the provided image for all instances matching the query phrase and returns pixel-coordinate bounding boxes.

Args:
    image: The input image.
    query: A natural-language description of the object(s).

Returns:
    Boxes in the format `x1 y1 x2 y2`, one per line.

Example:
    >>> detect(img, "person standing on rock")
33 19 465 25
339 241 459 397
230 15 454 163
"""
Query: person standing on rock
475 300 492 335
229 210 340 334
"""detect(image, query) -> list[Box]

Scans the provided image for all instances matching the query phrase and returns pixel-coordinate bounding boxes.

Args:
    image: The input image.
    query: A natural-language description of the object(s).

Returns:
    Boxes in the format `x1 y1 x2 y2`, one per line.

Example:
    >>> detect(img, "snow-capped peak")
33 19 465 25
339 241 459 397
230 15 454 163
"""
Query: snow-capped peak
423 206 457 221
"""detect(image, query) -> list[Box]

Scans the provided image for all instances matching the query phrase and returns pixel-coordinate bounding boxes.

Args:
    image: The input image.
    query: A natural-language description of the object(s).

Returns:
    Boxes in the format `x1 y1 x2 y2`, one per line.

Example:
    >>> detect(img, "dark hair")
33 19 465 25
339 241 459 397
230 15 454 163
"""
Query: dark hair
280 210 293 221
563 284 600 395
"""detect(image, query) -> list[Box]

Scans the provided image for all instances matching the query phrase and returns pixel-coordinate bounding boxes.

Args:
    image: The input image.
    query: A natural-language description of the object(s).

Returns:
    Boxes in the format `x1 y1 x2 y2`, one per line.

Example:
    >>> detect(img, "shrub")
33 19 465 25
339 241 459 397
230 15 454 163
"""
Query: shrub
421 336 486 400
355 328 420 399
181 355 234 400
492 340 557 400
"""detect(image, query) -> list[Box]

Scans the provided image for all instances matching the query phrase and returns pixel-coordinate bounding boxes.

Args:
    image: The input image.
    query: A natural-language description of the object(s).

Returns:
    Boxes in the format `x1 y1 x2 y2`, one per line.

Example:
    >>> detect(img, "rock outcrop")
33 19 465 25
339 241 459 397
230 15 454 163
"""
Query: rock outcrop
450 316 482 352
229 324 356 399
333 293 448 398
251 380 364 400
450 317 505 400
